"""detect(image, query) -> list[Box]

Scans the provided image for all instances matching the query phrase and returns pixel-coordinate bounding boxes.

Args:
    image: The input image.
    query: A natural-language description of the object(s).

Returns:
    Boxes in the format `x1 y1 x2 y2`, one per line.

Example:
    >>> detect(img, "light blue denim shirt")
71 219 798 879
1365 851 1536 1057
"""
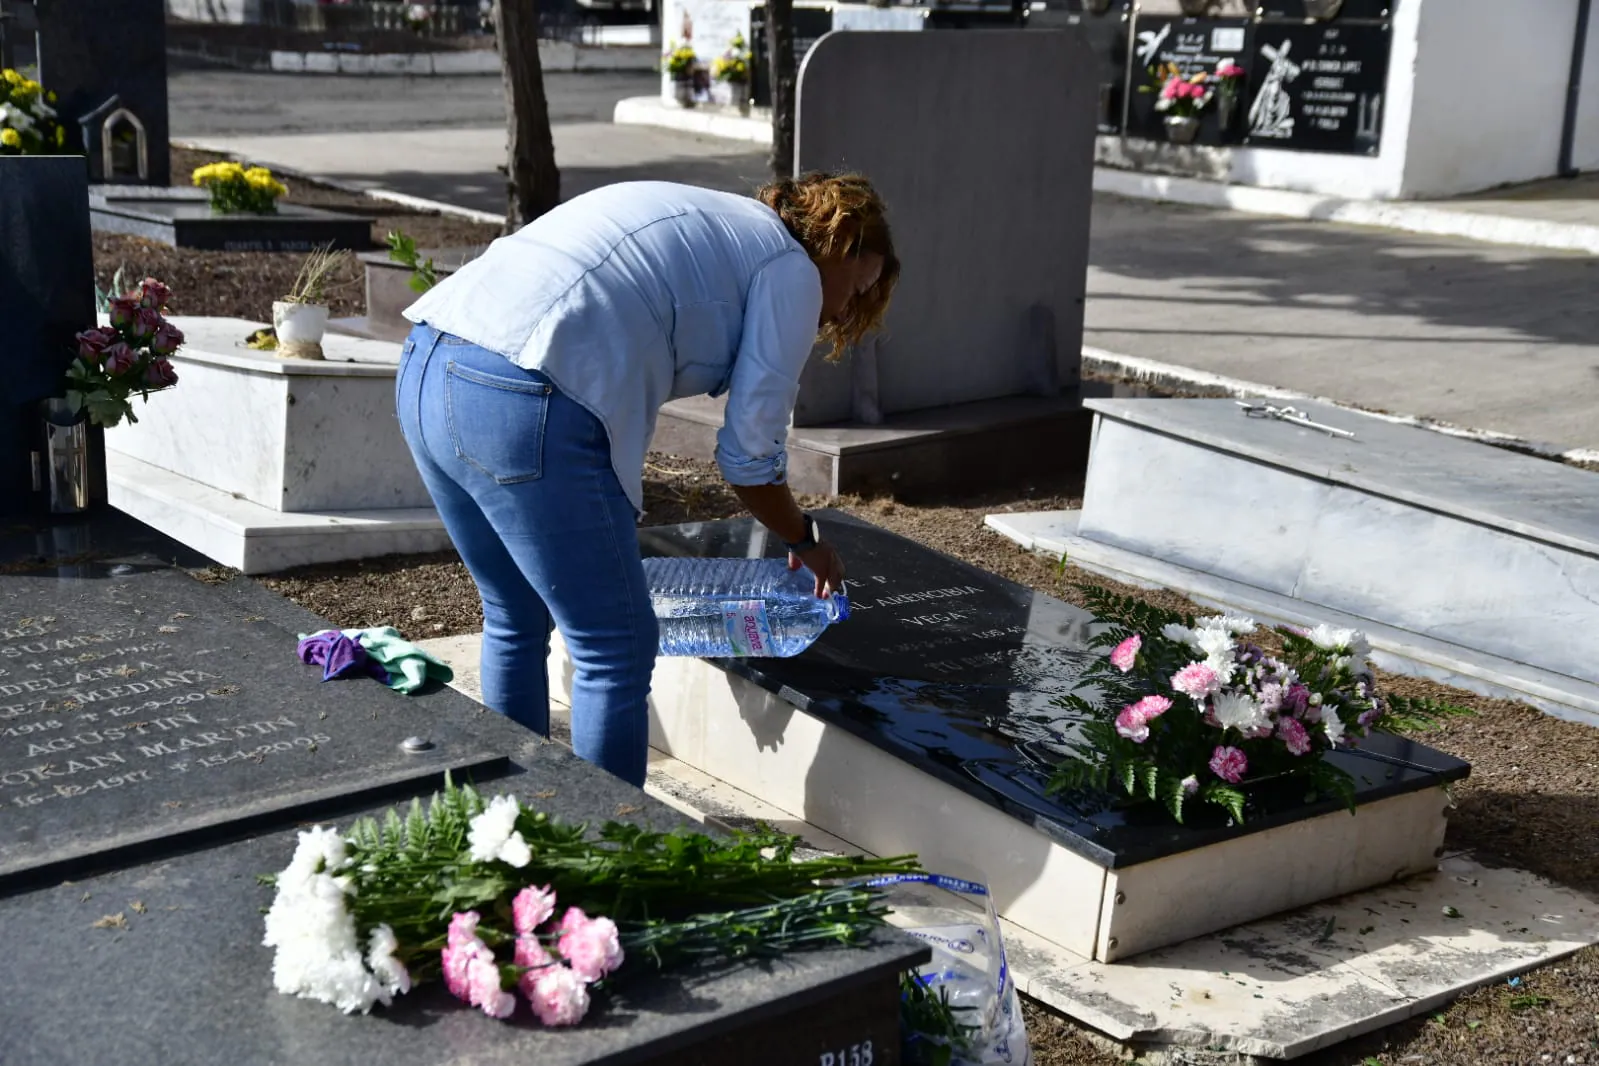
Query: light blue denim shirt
402 181 823 515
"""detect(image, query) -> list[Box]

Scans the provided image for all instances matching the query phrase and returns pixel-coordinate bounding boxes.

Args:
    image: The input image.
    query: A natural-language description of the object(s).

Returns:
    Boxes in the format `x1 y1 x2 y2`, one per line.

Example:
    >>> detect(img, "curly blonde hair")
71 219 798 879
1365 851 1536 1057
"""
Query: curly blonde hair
756 172 900 360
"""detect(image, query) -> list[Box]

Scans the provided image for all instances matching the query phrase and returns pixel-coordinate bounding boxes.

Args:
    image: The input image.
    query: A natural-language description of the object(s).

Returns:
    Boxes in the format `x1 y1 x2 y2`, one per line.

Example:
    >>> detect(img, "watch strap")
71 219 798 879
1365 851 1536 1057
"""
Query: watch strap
784 514 820 554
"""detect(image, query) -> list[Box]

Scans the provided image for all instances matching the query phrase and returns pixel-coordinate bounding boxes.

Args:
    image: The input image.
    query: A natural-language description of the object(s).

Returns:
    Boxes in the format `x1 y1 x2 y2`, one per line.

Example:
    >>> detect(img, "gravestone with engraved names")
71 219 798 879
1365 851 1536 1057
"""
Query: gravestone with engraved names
1242 19 1391 155
1125 16 1255 146
0 511 926 1064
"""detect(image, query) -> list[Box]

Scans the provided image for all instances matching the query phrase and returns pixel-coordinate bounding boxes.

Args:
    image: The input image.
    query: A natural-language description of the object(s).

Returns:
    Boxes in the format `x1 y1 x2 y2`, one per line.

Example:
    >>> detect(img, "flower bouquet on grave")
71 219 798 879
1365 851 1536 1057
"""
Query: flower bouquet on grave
0 68 66 155
260 776 924 1026
712 35 752 114
191 160 287 215
404 2 433 33
1045 587 1469 825
1213 60 1246 133
663 42 699 107
1144 63 1212 145
64 277 184 429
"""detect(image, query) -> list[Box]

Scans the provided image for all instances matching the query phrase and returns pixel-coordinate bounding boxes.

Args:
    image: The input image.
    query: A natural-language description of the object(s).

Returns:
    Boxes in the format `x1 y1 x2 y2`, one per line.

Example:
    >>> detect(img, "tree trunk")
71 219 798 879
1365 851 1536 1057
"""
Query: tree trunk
764 0 796 179
494 0 561 233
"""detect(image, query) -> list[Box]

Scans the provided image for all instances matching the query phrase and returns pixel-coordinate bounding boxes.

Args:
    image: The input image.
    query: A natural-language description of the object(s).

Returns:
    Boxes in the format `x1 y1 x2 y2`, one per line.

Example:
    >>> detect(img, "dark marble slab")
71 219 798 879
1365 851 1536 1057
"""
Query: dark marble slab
0 155 96 519
639 511 1470 868
37 0 171 186
89 199 372 252
0 765 921 1066
0 512 507 891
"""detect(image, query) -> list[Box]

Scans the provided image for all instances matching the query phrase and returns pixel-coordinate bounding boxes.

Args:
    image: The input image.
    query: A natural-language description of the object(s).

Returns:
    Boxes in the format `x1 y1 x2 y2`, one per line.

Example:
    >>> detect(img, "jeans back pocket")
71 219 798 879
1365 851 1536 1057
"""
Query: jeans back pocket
444 361 552 484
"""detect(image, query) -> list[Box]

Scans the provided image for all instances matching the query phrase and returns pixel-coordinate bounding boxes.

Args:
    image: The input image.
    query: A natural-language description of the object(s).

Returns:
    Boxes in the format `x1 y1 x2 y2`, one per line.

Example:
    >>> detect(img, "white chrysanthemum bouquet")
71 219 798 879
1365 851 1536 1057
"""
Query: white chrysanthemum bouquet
261 778 921 1024
1047 588 1467 824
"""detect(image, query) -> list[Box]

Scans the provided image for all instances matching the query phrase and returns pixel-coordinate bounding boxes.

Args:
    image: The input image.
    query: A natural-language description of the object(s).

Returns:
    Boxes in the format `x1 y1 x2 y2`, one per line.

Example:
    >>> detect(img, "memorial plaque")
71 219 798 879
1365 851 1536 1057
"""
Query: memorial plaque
1242 19 1390 154
1257 0 1396 21
1028 3 1133 134
1124 15 1254 146
0 515 506 888
749 5 835 110
639 512 1470 867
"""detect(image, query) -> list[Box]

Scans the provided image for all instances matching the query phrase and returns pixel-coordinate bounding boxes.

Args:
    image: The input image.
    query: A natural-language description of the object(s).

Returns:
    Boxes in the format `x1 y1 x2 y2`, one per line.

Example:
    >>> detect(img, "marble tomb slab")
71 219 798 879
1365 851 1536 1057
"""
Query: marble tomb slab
1076 398 1599 687
0 513 503 889
547 512 1468 961
89 196 371 253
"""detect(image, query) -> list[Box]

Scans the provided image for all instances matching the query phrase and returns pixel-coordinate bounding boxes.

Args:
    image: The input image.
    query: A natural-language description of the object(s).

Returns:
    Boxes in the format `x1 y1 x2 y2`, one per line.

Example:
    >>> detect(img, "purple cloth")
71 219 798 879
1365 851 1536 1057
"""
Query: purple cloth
296 631 390 684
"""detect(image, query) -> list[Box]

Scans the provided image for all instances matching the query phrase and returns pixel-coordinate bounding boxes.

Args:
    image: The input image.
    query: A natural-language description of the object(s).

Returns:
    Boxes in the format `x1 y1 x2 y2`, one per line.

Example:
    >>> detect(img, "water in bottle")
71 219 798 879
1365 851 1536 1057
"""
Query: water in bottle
644 556 850 658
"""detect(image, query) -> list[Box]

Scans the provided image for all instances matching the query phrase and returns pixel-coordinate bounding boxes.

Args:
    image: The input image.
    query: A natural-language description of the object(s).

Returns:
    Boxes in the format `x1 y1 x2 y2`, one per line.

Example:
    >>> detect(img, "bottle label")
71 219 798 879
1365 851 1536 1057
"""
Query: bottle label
720 600 773 657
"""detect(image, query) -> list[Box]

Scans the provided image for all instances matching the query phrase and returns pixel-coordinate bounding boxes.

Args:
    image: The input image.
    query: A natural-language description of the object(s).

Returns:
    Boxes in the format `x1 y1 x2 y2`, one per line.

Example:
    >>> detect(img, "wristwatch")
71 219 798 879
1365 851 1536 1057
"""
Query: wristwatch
784 513 821 554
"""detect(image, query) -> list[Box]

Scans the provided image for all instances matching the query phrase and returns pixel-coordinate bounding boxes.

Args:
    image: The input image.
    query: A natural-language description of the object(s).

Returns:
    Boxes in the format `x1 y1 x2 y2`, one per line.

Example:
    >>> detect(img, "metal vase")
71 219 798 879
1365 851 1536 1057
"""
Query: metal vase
1164 115 1201 145
39 398 89 516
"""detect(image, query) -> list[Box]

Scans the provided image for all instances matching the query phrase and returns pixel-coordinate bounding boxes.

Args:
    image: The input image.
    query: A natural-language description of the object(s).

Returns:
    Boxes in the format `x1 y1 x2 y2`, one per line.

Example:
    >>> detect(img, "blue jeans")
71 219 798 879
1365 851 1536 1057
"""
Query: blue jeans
395 324 657 787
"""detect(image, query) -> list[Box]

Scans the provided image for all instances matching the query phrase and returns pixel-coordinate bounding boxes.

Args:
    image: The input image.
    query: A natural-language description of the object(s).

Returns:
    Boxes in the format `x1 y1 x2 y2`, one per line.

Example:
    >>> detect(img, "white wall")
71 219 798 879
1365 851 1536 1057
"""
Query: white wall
1401 0 1582 196
1567 0 1599 169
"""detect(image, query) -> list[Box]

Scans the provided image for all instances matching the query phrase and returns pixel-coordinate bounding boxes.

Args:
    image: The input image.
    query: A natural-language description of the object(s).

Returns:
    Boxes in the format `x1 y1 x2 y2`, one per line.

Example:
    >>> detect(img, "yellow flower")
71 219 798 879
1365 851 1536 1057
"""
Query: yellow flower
2 69 22 86
0 129 19 148
53 126 63 146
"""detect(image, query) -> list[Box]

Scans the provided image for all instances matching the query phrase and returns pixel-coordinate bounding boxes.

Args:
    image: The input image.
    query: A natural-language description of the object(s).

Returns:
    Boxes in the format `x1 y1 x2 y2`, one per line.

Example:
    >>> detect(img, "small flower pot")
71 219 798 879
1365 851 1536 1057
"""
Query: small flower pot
1164 115 1201 145
39 398 89 517
672 78 695 109
272 300 330 360
1217 90 1239 133
1304 0 1344 17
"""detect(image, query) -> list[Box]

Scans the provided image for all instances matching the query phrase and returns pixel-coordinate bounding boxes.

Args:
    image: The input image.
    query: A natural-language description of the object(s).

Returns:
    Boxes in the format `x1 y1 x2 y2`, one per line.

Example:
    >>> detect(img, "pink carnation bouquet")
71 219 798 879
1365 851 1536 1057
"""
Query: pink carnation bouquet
1150 67 1214 119
66 277 184 428
260 777 918 1023
1046 588 1467 824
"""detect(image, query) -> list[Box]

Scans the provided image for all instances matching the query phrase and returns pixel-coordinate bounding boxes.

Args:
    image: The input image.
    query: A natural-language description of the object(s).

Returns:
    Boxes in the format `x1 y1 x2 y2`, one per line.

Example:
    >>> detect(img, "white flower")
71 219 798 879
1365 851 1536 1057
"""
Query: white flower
1161 623 1200 651
367 924 412 998
1202 614 1257 637
468 794 532 867
1212 691 1272 736
1324 711 1347 746
1305 624 1370 659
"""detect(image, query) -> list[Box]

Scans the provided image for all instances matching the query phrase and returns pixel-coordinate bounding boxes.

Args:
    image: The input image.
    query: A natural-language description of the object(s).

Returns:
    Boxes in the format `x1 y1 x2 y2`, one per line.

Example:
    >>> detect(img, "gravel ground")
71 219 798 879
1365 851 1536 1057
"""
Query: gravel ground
103 156 1599 1066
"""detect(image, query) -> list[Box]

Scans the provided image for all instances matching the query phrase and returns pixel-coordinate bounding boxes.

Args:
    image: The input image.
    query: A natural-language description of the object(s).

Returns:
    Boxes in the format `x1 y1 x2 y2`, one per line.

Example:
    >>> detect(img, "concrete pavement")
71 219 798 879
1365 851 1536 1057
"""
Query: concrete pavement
167 66 1599 455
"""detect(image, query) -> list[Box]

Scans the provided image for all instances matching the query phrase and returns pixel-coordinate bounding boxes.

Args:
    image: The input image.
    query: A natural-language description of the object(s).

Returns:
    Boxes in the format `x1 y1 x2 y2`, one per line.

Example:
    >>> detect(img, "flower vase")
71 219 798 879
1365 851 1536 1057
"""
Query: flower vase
1164 115 1201 145
272 300 330 360
38 398 89 517
673 78 695 109
1217 90 1238 134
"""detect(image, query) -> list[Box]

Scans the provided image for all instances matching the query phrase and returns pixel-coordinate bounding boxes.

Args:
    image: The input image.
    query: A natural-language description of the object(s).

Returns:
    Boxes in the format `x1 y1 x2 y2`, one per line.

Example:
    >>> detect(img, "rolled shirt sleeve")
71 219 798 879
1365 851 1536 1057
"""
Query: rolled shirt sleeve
714 251 824 486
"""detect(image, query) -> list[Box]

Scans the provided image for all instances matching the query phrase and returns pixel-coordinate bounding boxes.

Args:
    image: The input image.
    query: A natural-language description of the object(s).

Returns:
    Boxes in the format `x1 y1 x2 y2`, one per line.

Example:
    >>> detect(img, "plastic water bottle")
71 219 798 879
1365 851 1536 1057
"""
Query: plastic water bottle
644 557 850 658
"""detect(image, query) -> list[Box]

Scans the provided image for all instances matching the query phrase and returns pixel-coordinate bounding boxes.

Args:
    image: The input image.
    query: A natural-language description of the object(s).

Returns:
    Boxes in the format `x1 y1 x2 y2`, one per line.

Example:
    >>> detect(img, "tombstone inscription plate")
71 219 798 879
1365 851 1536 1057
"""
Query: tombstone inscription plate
0 518 506 889
1242 20 1390 154
639 511 1470 867
1124 16 1255 146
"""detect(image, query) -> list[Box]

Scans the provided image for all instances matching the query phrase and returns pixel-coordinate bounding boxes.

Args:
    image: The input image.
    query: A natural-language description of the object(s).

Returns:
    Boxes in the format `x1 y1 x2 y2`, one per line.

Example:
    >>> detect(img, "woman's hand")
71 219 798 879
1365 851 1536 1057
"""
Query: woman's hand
790 542 846 599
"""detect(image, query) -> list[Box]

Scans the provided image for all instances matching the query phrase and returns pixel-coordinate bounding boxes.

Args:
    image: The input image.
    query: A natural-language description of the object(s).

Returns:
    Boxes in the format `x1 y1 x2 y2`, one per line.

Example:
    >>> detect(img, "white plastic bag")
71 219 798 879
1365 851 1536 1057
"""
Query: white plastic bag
866 872 1032 1066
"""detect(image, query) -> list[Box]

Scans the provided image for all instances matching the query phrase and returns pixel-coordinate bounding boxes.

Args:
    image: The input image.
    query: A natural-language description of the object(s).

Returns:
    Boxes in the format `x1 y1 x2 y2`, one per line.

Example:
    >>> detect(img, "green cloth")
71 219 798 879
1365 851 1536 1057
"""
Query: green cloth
346 627 453 694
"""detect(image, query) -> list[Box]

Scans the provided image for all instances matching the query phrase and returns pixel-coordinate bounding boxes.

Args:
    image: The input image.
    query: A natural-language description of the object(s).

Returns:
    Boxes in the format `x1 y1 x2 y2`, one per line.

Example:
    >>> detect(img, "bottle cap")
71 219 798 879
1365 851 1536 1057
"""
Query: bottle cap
830 589 851 622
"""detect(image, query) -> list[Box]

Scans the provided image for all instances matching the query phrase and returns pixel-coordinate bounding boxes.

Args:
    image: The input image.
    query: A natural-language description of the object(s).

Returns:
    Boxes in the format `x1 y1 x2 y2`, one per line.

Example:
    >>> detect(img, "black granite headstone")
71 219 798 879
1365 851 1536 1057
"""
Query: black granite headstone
1241 20 1391 155
749 6 835 111
1124 16 1256 146
35 0 170 186
89 197 374 253
0 515 507 890
1029 3 1133 134
0 155 96 520
639 511 1470 868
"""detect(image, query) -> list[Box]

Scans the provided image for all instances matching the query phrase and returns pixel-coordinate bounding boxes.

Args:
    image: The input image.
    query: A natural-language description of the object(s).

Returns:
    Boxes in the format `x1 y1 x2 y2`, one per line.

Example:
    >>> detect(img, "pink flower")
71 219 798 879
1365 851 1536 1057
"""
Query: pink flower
1109 635 1141 673
75 327 112 360
144 358 178 388
1281 683 1311 717
1216 61 1245 79
448 910 482 948
1161 78 1180 100
1209 745 1248 784
150 321 184 356
527 965 591 1027
130 306 163 341
556 908 625 983
513 884 557 937
1180 775 1199 795
138 277 172 310
1171 662 1220 699
1276 716 1311 756
1114 694 1171 744
514 935 554 1000
102 343 137 375
107 296 138 328
442 938 485 1001
467 951 516 1019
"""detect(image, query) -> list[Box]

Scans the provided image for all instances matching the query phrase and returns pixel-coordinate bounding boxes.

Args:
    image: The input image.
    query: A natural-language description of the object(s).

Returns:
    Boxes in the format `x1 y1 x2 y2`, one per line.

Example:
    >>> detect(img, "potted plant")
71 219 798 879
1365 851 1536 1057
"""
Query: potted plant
664 42 698 108
712 35 752 116
404 2 433 32
1148 64 1213 145
273 244 347 361
1213 60 1246 133
0 67 67 155
192 160 287 215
